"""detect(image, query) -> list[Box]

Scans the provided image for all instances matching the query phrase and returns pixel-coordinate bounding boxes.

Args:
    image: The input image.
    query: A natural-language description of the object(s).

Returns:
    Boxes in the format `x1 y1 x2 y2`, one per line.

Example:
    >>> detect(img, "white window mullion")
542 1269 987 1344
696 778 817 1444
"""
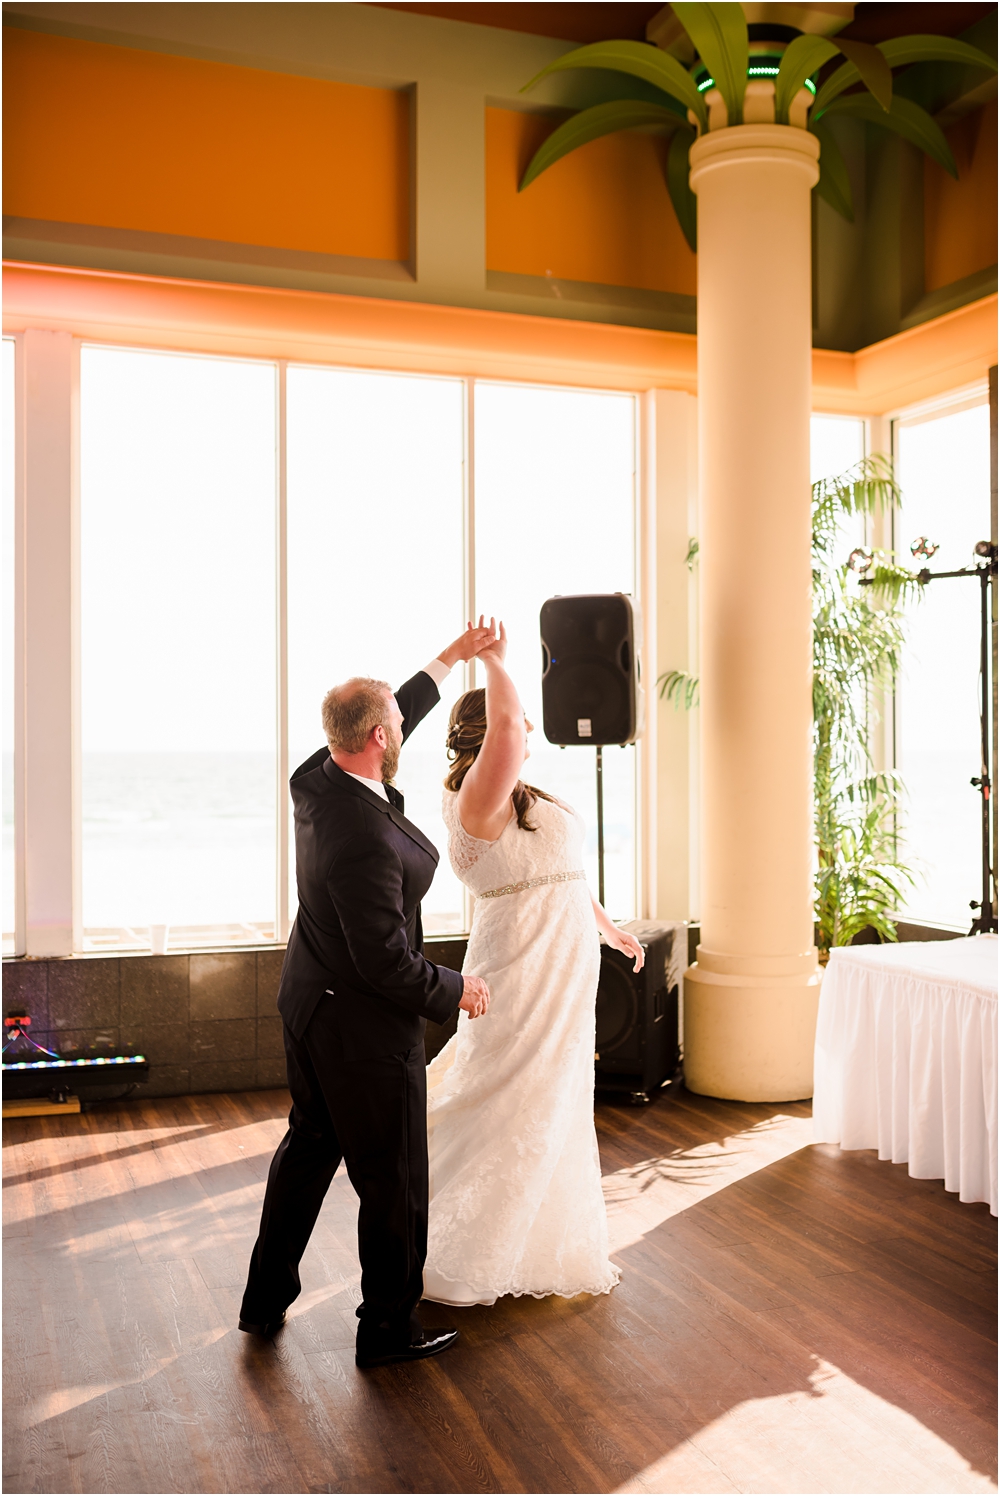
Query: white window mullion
462 376 476 934
464 376 476 687
11 334 27 957
276 360 290 944
636 392 655 921
19 329 81 955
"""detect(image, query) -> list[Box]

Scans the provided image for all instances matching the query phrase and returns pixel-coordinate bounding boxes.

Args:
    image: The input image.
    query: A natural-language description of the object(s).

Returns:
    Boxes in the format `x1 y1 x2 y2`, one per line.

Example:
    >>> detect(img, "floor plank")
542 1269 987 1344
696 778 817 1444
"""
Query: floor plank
3 1084 995 1494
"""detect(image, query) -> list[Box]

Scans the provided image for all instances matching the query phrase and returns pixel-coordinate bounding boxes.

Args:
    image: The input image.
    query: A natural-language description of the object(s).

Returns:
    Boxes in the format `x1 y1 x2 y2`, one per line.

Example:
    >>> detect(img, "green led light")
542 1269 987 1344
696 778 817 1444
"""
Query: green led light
696 71 816 96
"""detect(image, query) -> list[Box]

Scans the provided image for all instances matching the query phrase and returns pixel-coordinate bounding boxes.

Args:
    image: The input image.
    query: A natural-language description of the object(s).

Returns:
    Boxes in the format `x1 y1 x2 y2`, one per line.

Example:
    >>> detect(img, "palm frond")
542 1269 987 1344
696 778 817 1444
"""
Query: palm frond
821 93 957 178
658 668 700 709
672 2 748 121
775 34 840 123
813 33 997 116
666 128 698 253
519 101 689 192
810 116 855 221
521 40 708 131
811 455 920 951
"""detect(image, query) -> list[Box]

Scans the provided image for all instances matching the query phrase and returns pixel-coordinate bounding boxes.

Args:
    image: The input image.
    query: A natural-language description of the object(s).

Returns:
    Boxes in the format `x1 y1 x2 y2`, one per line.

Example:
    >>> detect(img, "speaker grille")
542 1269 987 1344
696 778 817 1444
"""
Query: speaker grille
595 958 638 1056
544 659 630 745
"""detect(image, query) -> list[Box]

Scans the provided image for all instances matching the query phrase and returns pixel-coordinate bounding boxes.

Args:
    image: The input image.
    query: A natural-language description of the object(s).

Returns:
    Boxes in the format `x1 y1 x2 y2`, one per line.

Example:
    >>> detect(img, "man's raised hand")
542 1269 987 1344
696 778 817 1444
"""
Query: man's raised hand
459 975 491 1020
437 621 495 670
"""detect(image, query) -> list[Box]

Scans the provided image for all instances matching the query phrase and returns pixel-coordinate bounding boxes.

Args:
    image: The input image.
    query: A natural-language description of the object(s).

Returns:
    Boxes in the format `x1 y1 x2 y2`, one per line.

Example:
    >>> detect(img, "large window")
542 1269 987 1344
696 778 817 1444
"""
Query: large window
7 345 640 952
286 366 467 933
894 400 991 928
810 414 865 490
80 348 278 950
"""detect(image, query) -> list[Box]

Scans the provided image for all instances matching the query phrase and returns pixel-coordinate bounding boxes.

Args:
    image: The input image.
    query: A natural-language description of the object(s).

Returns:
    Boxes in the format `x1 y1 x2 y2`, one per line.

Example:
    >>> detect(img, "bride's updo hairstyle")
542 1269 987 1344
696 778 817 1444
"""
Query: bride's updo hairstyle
445 688 556 832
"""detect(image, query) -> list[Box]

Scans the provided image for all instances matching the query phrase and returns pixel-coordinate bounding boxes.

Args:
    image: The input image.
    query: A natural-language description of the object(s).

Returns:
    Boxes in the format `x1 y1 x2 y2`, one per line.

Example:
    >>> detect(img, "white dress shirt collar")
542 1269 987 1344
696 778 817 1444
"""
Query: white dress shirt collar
343 771 388 801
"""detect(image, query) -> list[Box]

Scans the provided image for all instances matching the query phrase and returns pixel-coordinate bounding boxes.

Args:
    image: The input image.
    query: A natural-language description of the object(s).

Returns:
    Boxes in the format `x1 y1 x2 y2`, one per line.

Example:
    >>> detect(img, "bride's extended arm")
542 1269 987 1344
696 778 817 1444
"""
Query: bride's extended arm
592 896 645 971
457 621 525 841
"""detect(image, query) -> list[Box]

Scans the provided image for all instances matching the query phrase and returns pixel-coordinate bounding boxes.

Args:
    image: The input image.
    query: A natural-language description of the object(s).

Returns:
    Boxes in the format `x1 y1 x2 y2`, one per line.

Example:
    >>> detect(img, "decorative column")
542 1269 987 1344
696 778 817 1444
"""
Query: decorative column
684 124 821 1101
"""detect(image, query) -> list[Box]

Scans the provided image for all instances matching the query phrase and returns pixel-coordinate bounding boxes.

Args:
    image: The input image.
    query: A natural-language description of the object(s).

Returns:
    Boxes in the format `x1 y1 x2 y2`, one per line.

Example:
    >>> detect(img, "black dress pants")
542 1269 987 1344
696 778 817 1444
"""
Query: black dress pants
240 999 428 1343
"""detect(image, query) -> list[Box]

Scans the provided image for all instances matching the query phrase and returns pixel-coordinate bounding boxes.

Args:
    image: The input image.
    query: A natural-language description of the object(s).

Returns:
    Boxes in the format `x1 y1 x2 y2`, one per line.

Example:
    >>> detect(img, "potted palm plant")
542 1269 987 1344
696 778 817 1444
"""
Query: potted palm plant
811 458 921 957
660 455 923 956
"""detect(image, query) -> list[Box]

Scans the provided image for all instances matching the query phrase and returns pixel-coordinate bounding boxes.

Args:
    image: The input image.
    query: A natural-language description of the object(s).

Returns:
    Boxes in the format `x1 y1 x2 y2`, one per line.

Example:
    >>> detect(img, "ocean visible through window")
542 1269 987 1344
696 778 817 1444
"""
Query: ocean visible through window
80 347 278 951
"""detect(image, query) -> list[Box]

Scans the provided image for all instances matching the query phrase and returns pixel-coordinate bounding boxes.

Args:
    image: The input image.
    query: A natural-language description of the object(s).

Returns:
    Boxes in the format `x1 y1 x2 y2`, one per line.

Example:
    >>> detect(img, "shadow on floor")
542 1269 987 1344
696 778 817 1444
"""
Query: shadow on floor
2 1085 996 1494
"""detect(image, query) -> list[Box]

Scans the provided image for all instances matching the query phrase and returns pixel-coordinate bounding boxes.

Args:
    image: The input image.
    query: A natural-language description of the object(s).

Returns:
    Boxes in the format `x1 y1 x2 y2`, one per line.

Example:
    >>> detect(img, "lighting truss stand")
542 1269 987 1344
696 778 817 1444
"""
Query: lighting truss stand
865 542 997 934
596 745 605 907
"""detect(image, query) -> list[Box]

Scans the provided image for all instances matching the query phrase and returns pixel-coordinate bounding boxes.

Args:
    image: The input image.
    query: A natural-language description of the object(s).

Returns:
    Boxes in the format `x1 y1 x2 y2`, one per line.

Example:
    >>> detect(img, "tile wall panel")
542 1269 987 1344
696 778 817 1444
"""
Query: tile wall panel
2 941 468 1099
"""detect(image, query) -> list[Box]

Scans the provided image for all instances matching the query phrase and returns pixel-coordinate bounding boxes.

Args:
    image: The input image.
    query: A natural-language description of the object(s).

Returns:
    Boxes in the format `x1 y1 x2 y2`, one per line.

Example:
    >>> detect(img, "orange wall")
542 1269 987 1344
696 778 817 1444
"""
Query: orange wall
485 107 697 296
2 28 410 262
924 99 998 293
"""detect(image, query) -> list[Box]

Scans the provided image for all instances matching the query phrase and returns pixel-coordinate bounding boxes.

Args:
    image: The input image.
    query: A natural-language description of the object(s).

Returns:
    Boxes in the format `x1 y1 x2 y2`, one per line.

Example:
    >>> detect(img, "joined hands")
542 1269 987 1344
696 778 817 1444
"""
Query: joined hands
437 617 507 671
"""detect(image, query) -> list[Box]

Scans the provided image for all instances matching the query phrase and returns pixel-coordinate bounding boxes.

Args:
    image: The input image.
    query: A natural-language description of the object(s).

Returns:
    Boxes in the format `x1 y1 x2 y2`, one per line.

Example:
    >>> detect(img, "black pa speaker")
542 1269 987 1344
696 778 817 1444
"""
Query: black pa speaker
595 920 682 1103
540 594 642 746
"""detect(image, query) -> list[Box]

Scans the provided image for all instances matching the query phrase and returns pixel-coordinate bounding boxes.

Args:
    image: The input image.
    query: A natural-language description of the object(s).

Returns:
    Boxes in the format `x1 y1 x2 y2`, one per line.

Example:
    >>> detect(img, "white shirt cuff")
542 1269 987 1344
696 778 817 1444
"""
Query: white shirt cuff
422 658 452 688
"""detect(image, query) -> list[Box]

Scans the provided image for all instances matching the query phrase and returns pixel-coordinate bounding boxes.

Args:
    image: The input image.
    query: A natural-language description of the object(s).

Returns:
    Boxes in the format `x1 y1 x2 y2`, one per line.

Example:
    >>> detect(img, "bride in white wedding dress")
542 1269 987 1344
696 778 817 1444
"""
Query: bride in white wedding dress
422 621 644 1308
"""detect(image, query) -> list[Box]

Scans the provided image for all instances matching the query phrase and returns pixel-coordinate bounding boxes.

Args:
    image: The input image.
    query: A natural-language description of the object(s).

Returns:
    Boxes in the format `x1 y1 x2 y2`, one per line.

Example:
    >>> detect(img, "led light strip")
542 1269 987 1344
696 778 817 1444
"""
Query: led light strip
2 1055 148 1071
697 70 817 94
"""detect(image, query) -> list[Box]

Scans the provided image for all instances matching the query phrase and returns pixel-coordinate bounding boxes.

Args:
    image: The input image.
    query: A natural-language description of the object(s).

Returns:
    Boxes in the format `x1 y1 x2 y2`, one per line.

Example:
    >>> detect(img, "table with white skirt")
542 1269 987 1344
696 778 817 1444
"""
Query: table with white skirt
813 934 998 1215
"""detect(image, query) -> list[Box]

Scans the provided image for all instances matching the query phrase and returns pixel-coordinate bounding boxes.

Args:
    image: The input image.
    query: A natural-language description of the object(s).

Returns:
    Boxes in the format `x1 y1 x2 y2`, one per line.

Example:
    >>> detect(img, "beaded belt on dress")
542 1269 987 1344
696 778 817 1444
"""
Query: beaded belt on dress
477 870 587 900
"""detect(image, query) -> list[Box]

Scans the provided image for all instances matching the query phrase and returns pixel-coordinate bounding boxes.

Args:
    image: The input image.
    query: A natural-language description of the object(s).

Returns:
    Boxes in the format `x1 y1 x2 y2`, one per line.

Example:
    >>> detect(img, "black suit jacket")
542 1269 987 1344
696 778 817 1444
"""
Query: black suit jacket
277 670 464 1057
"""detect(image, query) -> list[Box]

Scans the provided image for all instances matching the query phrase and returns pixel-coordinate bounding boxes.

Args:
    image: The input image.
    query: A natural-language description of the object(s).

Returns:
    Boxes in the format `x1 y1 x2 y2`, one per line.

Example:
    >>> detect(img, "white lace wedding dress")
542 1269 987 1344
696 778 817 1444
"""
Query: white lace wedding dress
422 789 621 1307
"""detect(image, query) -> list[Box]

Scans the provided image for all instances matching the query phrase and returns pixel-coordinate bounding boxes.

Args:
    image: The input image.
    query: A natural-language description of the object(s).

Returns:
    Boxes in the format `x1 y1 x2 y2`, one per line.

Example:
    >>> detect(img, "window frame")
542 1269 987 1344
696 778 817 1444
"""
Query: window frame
5 338 646 954
888 380 992 929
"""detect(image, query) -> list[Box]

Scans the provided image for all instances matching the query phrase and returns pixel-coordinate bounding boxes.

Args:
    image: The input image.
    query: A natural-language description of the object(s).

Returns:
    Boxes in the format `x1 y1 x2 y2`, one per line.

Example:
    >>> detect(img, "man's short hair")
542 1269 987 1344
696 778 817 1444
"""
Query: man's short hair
321 678 393 754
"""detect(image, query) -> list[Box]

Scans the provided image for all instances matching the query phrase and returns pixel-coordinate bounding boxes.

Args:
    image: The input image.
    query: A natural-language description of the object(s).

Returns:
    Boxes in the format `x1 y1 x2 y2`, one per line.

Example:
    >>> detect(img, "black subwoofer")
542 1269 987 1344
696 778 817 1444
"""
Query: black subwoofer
540 594 641 746
595 920 682 1103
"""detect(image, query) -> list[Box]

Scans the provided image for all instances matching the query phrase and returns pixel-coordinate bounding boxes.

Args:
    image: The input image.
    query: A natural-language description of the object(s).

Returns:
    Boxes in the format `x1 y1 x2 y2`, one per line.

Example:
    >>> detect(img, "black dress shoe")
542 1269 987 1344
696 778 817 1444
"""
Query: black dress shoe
238 1310 287 1338
355 1327 459 1369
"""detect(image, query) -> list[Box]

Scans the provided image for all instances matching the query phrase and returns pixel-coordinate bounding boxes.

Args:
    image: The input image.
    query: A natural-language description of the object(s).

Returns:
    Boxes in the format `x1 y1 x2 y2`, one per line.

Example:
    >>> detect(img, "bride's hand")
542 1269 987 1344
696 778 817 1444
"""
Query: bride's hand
477 617 507 665
604 927 645 972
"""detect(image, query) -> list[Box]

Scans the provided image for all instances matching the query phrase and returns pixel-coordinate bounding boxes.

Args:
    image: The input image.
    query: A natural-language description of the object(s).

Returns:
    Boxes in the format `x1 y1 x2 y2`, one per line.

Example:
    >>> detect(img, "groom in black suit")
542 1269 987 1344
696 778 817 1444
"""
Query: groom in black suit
240 628 491 1367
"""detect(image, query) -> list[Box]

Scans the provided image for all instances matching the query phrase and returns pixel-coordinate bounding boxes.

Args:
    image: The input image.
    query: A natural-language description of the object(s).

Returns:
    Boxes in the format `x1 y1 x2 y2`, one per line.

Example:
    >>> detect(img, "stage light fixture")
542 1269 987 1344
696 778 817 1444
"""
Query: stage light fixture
847 548 873 574
910 536 939 559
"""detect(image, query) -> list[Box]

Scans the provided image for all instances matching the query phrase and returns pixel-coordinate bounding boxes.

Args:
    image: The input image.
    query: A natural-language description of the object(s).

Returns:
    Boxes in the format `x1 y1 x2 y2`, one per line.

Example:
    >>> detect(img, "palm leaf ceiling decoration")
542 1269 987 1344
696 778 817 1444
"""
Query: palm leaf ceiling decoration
519 2 996 250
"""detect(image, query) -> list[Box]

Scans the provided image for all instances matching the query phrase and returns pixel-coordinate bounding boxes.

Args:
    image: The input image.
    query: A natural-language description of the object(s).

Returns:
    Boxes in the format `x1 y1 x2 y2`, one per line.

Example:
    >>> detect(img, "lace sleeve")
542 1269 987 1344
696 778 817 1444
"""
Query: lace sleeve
442 791 492 874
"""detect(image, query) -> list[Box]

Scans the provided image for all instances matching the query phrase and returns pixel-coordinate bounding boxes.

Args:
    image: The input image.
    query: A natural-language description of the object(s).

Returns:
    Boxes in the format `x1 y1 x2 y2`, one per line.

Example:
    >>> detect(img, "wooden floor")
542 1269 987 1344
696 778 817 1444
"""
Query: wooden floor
3 1084 996 1495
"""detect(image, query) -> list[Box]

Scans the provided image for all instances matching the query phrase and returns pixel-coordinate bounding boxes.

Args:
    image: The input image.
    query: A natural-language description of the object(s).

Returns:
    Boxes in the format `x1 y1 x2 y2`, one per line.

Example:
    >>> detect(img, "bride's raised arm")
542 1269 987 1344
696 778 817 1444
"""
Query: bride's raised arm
456 620 526 842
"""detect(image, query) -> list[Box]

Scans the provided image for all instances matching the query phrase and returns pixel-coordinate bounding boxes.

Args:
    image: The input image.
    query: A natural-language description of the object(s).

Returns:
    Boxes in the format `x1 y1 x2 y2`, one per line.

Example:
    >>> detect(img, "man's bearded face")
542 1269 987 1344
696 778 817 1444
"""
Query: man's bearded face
381 719 403 782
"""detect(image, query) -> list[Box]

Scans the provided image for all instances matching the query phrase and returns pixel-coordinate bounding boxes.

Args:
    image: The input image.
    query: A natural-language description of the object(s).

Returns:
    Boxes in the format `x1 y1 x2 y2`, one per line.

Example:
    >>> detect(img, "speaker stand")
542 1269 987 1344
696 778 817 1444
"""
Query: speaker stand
596 745 605 907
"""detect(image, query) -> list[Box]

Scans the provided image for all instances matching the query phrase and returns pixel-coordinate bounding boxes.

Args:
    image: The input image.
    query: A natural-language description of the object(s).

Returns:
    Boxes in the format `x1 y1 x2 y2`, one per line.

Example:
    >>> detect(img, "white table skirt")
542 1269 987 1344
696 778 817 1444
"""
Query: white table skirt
813 935 998 1215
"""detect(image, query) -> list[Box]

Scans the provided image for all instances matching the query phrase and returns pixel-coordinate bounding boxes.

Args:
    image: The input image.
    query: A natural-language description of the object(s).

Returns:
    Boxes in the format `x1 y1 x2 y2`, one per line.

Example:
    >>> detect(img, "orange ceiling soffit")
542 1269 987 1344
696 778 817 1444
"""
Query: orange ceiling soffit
2 263 995 412
0 261 699 393
811 295 998 413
